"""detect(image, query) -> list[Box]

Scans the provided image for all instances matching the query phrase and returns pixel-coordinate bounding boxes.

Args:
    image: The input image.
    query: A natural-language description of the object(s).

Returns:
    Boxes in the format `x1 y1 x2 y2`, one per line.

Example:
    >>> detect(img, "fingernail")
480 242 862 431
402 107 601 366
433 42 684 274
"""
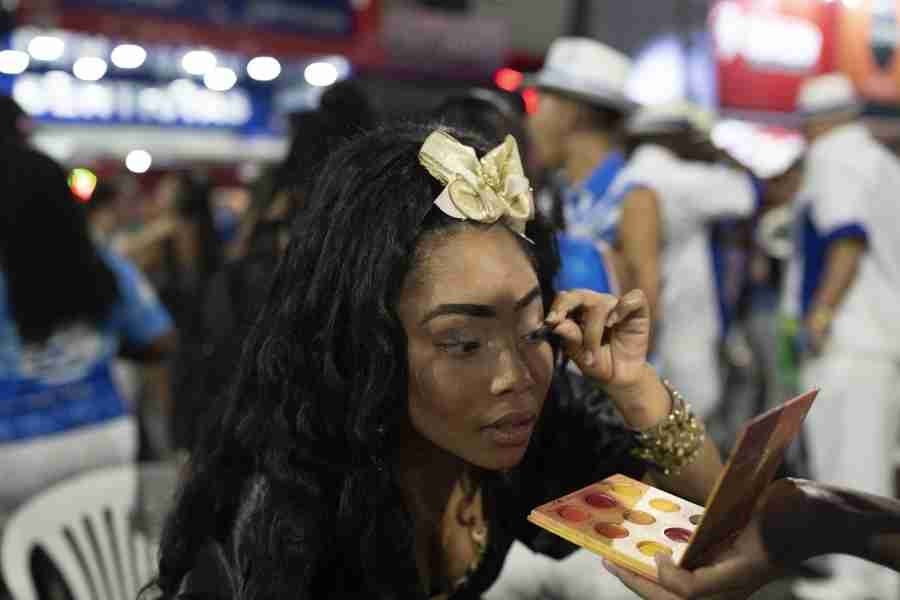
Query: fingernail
546 312 559 323
583 351 595 366
607 314 620 328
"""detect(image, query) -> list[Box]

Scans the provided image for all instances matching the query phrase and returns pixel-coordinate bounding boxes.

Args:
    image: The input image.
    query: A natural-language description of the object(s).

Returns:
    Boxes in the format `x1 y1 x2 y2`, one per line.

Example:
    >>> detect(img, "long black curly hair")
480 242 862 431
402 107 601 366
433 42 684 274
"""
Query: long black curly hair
153 122 560 599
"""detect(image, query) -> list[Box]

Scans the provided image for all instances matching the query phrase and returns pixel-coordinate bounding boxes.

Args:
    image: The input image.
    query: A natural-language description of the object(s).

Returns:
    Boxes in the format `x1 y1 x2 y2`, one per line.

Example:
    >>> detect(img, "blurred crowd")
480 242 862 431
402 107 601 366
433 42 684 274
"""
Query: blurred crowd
2 33 900 600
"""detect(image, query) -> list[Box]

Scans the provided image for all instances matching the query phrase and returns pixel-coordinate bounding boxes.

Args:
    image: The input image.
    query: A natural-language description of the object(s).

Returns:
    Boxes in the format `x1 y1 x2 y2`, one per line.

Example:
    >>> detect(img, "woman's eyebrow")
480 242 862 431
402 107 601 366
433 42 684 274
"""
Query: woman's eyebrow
420 286 541 325
420 303 495 325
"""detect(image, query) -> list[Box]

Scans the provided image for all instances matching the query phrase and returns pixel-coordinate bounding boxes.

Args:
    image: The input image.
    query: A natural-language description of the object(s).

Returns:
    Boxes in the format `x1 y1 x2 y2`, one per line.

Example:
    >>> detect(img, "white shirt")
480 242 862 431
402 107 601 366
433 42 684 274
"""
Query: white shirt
614 144 759 347
783 123 900 354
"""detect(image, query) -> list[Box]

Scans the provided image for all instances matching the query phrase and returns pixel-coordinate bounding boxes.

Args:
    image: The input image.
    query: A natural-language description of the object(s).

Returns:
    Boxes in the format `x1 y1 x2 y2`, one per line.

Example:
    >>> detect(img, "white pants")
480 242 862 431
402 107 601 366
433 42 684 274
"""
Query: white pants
802 350 900 598
657 332 722 420
0 417 137 514
484 542 639 600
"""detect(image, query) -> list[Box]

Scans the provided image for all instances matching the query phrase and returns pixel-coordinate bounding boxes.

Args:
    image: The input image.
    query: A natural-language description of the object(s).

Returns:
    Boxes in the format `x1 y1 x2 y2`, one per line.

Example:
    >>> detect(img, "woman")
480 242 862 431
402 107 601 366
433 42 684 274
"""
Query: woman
155 123 722 599
0 144 176 511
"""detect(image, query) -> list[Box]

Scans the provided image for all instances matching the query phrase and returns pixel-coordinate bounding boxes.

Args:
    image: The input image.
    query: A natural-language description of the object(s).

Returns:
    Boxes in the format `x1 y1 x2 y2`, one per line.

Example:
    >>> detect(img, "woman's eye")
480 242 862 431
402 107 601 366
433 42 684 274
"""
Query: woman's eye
436 340 481 356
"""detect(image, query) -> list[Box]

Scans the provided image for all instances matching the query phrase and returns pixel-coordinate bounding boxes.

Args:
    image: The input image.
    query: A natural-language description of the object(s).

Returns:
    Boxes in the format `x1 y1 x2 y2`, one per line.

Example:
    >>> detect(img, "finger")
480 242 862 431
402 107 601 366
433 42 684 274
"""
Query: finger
689 561 764 596
608 288 650 328
604 559 684 600
545 290 581 324
660 555 759 598
581 294 620 356
552 319 586 363
549 292 619 368
546 290 617 324
655 554 704 598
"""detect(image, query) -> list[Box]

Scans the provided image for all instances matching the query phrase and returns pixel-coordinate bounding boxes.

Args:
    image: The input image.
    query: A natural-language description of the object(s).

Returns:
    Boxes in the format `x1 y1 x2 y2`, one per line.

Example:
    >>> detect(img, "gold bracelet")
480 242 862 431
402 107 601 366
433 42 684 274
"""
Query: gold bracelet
630 380 706 477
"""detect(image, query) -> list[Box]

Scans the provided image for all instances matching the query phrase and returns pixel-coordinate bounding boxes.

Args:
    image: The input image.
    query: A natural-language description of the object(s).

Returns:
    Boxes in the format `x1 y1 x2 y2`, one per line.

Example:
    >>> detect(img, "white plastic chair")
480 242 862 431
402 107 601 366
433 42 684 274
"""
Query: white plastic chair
1 463 177 600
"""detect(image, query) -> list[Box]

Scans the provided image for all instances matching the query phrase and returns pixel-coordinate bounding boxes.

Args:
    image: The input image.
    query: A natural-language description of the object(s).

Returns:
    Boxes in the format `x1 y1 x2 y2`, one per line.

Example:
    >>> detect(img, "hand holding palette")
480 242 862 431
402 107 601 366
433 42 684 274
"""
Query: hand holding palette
527 389 819 581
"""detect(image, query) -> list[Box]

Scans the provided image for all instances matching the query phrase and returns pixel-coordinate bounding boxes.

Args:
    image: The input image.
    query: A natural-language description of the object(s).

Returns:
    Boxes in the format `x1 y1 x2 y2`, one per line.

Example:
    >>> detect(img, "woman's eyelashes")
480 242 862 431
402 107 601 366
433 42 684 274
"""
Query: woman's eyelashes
434 323 552 357
435 336 481 356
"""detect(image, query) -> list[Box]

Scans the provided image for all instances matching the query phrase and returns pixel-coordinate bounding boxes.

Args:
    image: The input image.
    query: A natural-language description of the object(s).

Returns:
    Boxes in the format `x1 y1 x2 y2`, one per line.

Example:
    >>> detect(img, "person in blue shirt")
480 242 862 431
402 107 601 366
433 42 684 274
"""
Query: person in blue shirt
555 234 621 295
526 37 638 246
0 143 176 512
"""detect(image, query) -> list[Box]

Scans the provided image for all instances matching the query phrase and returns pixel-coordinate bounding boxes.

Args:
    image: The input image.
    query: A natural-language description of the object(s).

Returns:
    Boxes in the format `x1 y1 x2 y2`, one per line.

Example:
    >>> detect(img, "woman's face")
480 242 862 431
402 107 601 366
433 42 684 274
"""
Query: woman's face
398 225 554 471
527 90 577 171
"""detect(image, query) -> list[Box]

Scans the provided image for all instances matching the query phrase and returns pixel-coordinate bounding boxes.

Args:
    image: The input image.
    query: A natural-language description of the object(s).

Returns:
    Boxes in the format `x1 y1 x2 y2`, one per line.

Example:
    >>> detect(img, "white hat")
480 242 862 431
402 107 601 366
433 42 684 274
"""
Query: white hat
796 73 862 120
626 101 716 137
530 37 637 113
749 135 806 179
711 120 806 179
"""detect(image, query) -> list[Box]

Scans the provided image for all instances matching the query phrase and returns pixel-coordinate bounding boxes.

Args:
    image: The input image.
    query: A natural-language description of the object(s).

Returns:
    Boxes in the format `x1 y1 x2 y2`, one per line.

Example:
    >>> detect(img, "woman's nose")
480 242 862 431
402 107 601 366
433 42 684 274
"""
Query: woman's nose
490 345 536 396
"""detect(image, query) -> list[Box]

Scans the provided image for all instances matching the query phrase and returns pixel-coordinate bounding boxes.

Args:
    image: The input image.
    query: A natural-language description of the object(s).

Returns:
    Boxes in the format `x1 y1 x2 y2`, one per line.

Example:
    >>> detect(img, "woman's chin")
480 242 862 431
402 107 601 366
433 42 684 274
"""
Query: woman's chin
469 442 531 471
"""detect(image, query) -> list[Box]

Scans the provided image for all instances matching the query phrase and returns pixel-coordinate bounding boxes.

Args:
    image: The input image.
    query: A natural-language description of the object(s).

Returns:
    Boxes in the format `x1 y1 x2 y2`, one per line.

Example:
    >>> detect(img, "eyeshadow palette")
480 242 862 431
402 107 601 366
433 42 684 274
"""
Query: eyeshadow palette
528 388 819 580
528 474 704 579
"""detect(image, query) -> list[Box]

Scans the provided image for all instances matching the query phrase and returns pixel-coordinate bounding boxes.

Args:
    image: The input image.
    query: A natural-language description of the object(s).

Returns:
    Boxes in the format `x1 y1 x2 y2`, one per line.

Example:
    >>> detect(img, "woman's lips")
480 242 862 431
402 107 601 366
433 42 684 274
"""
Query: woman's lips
482 412 537 447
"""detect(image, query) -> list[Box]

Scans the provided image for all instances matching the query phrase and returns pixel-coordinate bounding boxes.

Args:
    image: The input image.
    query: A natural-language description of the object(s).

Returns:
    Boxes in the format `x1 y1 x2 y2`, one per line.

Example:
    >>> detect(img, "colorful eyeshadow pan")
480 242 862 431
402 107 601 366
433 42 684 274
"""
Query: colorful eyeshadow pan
595 523 629 539
665 528 693 543
611 483 642 497
557 506 589 522
649 499 680 513
584 493 619 509
638 541 673 557
625 510 656 525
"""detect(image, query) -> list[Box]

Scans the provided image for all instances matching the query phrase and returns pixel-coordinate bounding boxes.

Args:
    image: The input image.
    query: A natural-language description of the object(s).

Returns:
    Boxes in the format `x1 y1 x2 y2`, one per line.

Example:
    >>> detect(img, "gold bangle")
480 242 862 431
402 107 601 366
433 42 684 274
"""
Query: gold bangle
630 380 706 476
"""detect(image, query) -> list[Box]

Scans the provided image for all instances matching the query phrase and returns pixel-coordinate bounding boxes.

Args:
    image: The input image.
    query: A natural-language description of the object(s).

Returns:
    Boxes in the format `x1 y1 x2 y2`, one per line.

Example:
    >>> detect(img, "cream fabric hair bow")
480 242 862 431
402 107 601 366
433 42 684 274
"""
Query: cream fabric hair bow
418 130 535 236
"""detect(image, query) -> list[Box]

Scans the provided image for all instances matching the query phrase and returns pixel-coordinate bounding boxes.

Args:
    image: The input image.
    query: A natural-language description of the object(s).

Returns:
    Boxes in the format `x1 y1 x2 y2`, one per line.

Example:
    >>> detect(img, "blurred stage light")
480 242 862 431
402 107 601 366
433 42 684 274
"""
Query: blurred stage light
68 168 98 202
181 50 217 75
45 69 73 85
522 88 539 114
0 49 29 74
247 56 281 81
73 56 107 81
204 66 237 91
304 61 338 87
111 44 146 69
28 35 64 61
494 68 523 92
125 150 152 174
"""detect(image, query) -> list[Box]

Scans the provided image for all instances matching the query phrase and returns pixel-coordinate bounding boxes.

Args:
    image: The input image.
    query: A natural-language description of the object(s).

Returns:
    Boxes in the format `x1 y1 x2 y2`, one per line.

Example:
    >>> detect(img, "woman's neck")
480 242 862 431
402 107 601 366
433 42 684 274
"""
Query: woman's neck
393 424 468 527
393 421 474 594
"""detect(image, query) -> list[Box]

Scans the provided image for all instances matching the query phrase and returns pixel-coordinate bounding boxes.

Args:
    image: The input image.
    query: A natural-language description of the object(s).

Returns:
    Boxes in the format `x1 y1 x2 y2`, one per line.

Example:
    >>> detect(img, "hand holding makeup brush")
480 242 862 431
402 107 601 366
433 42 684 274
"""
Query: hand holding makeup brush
544 288 650 386
544 288 670 430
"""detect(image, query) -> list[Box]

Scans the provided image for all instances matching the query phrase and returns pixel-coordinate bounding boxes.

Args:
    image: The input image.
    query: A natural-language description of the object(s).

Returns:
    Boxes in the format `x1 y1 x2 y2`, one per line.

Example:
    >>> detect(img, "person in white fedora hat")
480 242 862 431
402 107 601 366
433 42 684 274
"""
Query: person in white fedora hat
785 72 900 600
614 101 768 422
527 37 638 248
